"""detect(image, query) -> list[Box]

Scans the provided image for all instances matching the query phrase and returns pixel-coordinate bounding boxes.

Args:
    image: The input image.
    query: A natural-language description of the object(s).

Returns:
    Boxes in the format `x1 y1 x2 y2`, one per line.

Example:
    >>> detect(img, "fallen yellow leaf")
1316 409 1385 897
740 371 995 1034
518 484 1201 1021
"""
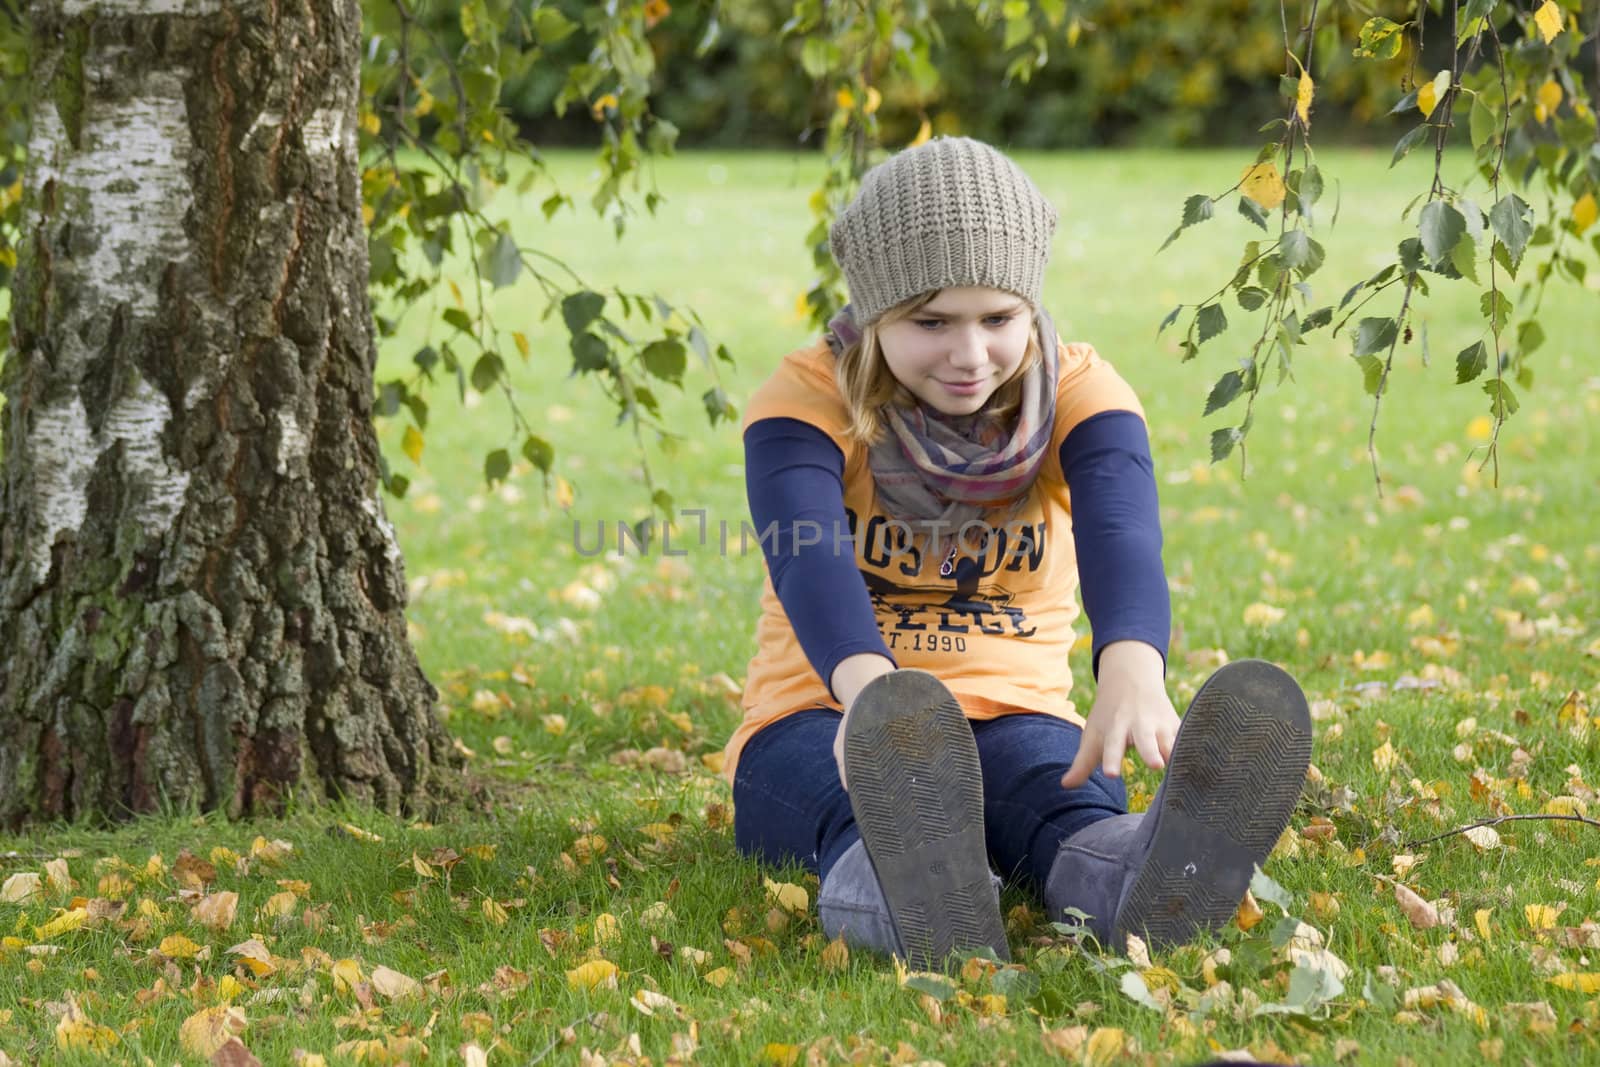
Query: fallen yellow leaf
330 957 366 992
1547 972 1600 993
702 965 733 987
192 890 238 932
763 878 809 915
1 873 41 904
565 958 620 991
1525 903 1561 931
158 933 203 959
1235 890 1265 931
371 965 423 1000
179 1005 247 1059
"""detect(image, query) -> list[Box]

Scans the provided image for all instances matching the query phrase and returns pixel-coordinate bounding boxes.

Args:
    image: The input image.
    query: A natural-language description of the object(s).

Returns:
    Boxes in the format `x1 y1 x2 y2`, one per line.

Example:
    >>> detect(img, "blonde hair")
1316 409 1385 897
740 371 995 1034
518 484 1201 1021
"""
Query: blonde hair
837 292 1044 445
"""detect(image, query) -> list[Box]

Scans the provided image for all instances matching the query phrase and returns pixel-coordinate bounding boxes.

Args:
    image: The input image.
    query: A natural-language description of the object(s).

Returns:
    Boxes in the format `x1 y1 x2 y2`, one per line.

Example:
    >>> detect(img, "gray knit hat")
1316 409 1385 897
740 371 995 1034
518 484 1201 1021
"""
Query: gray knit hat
829 136 1057 325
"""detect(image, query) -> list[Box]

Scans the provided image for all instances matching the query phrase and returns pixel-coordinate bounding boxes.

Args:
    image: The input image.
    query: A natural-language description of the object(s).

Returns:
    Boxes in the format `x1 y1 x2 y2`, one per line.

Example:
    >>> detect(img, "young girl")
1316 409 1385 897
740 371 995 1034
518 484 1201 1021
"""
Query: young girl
727 136 1313 969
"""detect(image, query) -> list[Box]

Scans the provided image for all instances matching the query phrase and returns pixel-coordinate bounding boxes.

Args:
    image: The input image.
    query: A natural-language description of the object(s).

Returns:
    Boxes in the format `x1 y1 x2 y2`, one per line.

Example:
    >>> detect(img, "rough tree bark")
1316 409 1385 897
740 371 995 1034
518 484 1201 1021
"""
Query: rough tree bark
0 0 458 827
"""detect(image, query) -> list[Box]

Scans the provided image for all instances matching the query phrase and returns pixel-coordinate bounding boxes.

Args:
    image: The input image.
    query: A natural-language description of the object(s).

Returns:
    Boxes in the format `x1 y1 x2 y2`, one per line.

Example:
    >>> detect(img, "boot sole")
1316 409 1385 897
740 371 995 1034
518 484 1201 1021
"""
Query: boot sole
841 670 1009 969
1114 659 1312 949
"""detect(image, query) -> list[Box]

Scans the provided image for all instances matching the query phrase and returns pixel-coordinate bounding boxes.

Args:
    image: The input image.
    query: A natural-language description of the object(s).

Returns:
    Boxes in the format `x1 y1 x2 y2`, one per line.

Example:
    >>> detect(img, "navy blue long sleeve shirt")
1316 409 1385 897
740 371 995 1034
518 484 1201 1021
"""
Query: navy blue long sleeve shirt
743 409 1170 694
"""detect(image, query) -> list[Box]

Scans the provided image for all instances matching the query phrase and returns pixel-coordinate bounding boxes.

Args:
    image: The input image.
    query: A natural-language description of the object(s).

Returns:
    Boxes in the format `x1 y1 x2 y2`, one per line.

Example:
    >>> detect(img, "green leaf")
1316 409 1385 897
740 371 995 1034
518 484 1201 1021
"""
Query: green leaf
1298 165 1324 207
1489 195 1532 263
484 448 511 486
1301 306 1333 331
1455 340 1489 383
1470 98 1499 151
1280 230 1311 271
1480 288 1512 332
562 290 607 334
1182 193 1214 226
1160 194 1214 251
571 331 609 372
1483 379 1519 418
532 7 577 44
522 435 554 473
801 37 839 79
1209 427 1239 463
1390 124 1431 167
470 352 504 392
1204 370 1245 415
1353 317 1399 356
640 338 687 383
1357 354 1385 396
992 968 1042 1002
485 231 521 289
1450 233 1479 282
1197 303 1228 344
1238 196 1269 231
904 974 957 1001
1517 320 1545 356
1420 201 1467 265
1353 16 1405 59
442 307 473 334
1236 287 1270 311
1157 305 1183 335
701 387 736 426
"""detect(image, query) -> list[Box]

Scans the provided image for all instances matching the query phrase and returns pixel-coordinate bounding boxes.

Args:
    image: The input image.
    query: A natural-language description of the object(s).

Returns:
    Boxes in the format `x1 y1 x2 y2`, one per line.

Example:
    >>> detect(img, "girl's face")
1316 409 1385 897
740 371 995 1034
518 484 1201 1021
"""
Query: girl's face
875 287 1033 417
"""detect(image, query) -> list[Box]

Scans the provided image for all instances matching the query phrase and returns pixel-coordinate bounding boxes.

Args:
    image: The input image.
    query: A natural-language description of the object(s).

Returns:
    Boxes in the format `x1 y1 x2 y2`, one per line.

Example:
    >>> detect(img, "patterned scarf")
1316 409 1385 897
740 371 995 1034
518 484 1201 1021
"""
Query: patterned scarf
826 304 1060 568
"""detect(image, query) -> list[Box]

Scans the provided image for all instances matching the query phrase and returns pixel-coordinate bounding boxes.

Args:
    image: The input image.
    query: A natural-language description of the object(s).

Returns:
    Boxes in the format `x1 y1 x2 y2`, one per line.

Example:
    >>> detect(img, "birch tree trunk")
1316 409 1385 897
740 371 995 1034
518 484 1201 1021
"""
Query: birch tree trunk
0 0 457 827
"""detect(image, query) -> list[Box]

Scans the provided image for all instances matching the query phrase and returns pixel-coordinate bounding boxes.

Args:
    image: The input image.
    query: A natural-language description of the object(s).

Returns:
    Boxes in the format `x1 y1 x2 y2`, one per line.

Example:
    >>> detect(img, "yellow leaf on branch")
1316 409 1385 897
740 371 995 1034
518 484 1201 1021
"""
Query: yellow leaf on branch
1572 193 1597 235
1291 56 1314 126
1239 162 1285 211
1535 78 1562 123
1417 70 1450 119
908 117 932 149
1534 0 1564 44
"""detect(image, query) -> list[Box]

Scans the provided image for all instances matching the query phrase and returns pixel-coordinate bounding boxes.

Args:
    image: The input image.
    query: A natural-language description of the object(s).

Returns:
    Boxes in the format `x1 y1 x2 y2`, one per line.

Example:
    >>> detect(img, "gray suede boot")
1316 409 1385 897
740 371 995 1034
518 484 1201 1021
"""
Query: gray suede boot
818 838 1003 958
1045 659 1312 950
839 670 1011 968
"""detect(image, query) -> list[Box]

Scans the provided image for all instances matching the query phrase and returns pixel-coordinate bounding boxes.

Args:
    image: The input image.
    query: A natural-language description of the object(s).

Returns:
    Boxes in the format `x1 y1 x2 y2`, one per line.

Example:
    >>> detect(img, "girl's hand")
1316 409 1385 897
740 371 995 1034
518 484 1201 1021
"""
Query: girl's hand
830 653 898 789
1060 640 1177 789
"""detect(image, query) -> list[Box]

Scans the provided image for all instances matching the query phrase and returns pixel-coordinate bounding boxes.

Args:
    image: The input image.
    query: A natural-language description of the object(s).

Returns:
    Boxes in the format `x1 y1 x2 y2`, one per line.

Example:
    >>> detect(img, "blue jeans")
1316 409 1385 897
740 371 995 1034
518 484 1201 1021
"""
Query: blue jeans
732 709 1127 887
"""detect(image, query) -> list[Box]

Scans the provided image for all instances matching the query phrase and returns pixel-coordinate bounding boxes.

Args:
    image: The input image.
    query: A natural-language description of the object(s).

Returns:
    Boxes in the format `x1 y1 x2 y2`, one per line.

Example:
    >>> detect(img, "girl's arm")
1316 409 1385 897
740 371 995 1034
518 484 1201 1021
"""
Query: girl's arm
1054 410 1179 787
744 417 897 702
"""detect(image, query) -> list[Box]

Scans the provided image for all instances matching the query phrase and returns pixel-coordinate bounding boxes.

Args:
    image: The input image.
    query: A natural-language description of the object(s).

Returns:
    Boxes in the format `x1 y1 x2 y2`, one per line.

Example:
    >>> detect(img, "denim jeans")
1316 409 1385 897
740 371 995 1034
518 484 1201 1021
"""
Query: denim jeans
732 708 1128 887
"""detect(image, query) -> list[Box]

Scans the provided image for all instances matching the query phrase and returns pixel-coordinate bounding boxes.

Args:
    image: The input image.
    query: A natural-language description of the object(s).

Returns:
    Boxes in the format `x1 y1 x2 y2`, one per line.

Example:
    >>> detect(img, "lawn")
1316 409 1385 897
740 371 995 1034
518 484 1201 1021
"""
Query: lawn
2 146 1599 1066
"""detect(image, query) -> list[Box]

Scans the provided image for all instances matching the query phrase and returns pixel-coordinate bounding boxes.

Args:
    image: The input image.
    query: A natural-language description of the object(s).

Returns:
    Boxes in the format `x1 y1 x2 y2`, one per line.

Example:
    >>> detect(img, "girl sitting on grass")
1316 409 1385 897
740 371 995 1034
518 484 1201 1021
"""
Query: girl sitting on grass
726 136 1313 968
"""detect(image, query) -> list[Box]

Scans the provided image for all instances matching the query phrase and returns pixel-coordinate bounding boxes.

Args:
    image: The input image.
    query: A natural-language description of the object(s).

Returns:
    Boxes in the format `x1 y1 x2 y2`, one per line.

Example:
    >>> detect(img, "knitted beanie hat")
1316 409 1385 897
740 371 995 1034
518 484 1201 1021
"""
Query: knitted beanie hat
829 136 1058 325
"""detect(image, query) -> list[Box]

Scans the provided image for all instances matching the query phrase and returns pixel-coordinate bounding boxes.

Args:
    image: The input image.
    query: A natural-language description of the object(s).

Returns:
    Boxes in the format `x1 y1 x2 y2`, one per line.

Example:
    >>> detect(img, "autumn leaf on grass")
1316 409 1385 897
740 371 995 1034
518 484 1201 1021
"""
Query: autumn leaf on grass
1 872 41 904
1525 903 1563 931
159 933 205 959
55 999 118 1052
1394 883 1440 929
180 1005 248 1059
1548 973 1600 993
566 959 620 991
34 906 90 939
211 1038 262 1067
371 965 423 1000
764 878 809 915
229 939 277 977
192 890 239 932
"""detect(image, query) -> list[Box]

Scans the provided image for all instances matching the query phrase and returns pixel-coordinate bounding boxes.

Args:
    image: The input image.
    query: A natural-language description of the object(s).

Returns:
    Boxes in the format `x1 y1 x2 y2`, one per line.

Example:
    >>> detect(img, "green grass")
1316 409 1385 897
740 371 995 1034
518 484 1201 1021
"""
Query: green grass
3 147 1600 1065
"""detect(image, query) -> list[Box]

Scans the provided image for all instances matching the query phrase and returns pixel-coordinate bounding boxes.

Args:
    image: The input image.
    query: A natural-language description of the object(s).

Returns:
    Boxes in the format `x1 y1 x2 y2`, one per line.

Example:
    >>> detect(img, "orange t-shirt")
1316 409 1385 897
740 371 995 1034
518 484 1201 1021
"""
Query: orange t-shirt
725 336 1145 779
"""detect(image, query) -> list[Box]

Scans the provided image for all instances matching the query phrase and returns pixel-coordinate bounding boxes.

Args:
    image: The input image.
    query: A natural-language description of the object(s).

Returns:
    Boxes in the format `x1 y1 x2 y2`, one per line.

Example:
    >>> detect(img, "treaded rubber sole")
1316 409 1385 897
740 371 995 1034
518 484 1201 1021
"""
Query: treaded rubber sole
1114 658 1313 949
842 670 1009 970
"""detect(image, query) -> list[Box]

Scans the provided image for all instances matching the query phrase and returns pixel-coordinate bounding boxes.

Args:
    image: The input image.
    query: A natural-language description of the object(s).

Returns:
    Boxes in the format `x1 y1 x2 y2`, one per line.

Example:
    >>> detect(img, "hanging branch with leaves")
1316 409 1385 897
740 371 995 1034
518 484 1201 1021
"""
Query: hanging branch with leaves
1159 0 1597 489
